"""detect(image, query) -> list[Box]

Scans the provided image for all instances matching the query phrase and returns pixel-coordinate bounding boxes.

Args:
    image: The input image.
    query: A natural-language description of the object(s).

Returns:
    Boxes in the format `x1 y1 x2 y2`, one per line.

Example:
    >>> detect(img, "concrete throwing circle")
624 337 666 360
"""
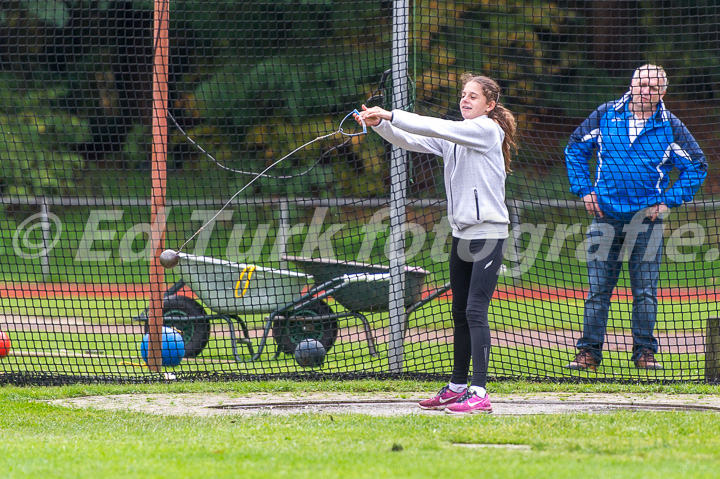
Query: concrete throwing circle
46 392 720 417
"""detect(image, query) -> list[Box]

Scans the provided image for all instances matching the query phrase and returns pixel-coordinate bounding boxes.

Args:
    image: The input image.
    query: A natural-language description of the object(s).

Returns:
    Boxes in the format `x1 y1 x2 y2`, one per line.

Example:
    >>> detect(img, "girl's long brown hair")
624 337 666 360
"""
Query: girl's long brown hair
461 73 517 173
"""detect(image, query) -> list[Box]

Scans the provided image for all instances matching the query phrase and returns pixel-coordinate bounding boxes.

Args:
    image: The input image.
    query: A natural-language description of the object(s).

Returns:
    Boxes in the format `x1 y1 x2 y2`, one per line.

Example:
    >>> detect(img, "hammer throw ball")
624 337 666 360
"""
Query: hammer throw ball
159 249 180 269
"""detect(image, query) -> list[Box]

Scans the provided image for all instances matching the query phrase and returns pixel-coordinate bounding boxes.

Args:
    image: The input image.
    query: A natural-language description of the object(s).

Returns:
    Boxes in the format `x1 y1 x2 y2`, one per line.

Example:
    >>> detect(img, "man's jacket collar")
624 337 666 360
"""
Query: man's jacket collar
615 90 669 122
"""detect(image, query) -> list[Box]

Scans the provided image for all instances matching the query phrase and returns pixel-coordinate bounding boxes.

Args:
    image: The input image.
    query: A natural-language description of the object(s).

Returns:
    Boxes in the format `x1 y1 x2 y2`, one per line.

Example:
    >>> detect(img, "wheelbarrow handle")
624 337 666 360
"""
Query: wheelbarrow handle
405 281 452 318
165 279 186 298
340 273 391 283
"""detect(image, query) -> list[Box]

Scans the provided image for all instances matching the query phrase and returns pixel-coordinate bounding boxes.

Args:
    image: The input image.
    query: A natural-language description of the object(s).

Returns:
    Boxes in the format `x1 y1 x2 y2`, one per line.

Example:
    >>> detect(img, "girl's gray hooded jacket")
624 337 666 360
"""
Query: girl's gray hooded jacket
373 110 509 240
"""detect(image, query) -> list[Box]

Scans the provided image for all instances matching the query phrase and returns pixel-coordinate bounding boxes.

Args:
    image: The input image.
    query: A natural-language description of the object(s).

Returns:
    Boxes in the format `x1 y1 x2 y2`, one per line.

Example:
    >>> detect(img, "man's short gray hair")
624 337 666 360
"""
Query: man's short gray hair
633 64 668 93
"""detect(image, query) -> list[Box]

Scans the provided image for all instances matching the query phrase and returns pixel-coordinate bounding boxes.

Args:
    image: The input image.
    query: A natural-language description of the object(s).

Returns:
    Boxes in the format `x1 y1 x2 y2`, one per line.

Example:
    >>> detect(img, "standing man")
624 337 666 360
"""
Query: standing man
565 64 707 371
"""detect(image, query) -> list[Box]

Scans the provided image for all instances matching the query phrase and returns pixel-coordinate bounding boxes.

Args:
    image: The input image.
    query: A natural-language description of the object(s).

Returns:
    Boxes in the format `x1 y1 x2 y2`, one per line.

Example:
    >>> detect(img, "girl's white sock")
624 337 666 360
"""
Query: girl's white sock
448 382 468 393
469 386 487 398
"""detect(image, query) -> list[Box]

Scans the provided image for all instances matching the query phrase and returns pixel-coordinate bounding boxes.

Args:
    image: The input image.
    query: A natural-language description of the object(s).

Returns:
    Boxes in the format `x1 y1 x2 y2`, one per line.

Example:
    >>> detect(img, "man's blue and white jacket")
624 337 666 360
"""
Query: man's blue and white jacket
565 92 707 220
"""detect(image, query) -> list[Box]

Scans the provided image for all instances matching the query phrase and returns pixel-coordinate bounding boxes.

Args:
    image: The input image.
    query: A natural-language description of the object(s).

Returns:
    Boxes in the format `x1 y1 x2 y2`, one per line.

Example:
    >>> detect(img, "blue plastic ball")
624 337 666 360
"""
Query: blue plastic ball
141 326 185 367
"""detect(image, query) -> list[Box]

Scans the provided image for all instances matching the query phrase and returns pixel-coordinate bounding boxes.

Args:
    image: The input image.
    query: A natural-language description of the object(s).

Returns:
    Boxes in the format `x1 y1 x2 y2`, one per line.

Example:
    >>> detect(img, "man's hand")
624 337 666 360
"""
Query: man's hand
647 203 669 221
582 192 603 218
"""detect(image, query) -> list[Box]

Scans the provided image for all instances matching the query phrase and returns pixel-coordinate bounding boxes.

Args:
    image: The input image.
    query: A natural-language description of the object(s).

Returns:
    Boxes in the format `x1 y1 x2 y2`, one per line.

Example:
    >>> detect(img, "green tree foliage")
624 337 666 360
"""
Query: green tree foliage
406 0 719 174
1 0 718 200
178 1 390 198
0 74 90 197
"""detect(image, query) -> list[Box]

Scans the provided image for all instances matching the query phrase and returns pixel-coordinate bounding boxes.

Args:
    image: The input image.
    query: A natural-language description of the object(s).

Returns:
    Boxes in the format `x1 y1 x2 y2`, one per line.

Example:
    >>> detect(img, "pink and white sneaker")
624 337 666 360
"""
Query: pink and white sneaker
444 390 492 415
418 385 466 410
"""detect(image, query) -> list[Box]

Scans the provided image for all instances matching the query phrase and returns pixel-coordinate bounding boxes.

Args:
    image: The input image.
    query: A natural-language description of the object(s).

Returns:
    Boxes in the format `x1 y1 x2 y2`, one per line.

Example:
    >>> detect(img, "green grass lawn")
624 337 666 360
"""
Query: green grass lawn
0 330 709 382
1 293 716 380
2 380 720 479
3 293 714 332
3 199 719 289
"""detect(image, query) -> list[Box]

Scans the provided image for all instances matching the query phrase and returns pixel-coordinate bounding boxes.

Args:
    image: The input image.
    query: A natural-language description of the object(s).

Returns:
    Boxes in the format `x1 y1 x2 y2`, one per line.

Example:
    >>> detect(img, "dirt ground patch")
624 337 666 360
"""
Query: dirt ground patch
46 392 720 417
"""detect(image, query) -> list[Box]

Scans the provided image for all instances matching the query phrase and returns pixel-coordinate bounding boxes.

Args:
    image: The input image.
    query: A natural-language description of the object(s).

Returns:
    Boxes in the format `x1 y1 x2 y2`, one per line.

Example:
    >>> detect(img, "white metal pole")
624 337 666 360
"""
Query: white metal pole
278 198 290 269
40 197 50 280
387 0 409 373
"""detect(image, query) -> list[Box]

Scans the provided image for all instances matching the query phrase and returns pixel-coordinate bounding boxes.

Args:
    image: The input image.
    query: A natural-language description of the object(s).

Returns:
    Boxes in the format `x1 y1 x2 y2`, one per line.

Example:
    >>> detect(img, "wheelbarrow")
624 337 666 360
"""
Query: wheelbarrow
282 255 451 329
134 252 450 362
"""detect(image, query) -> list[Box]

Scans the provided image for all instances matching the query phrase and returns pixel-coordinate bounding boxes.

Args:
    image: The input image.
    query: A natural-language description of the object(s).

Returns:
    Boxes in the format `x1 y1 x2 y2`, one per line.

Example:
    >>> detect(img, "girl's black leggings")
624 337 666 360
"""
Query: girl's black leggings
448 236 506 388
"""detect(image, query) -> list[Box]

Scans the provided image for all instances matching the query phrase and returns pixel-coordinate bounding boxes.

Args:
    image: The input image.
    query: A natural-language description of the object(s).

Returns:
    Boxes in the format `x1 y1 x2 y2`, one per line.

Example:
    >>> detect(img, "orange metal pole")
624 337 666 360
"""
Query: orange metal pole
148 0 170 372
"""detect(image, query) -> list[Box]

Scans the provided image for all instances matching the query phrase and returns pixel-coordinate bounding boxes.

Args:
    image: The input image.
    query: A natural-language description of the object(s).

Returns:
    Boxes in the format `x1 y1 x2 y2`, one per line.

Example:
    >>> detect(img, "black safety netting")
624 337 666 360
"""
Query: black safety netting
1 0 718 384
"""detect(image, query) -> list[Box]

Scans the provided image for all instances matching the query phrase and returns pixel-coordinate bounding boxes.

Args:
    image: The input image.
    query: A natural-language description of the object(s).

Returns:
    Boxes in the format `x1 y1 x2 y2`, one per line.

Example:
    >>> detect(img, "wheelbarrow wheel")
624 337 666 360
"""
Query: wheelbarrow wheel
162 296 211 358
272 300 338 355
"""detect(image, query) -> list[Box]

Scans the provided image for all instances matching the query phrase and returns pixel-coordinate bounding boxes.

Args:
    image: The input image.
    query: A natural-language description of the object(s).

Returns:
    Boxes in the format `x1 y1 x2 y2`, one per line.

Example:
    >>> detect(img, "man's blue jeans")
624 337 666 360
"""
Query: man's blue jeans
577 214 664 364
